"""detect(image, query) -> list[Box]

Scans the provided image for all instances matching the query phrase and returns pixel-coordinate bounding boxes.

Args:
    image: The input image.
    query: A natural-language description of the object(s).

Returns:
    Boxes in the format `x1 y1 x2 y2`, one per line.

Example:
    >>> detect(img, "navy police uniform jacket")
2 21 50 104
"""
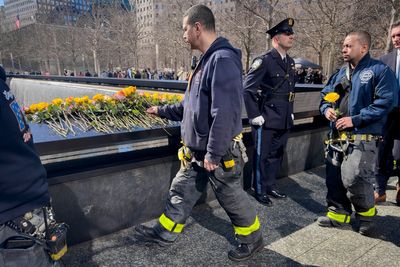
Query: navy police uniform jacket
0 79 50 224
320 53 397 135
158 37 243 164
243 48 296 130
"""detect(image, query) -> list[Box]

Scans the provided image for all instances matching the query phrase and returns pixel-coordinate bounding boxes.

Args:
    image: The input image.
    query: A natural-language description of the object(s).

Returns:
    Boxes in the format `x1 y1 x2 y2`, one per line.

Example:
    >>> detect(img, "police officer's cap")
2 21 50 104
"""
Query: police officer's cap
266 18 295 38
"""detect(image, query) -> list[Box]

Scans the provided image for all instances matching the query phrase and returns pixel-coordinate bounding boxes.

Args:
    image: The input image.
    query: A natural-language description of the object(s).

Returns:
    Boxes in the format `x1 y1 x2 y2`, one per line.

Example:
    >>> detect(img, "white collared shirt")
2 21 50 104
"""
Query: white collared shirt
278 50 286 61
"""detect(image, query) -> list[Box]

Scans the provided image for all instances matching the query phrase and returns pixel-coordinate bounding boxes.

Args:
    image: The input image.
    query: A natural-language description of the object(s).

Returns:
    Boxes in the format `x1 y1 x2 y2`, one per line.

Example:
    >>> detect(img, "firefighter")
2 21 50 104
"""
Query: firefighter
318 31 397 235
133 5 263 261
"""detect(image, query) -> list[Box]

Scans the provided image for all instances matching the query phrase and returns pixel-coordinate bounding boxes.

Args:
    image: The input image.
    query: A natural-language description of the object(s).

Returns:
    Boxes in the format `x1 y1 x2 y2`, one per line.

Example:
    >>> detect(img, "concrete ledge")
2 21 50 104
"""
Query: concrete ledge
48 125 328 245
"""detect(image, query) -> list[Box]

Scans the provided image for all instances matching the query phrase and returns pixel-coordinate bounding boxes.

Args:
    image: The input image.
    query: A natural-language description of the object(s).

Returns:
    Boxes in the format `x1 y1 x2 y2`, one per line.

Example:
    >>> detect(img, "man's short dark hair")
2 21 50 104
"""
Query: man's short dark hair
392 20 400 29
348 31 371 48
184 4 215 32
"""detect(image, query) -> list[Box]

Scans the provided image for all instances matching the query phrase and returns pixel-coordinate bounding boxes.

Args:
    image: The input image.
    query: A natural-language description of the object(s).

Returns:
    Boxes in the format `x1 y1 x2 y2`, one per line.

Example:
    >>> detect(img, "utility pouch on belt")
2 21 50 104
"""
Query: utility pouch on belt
0 206 69 266
222 150 235 171
178 146 192 162
45 223 68 261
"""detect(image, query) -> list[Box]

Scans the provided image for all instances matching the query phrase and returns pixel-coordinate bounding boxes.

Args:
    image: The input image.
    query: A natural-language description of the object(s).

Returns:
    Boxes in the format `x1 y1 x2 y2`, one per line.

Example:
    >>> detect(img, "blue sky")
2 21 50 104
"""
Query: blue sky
0 0 4 7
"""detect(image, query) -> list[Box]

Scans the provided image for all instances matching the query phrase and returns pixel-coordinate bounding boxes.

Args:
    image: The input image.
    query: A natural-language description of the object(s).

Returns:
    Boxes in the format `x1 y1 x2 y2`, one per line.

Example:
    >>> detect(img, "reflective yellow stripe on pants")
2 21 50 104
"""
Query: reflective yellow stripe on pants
233 216 260 236
159 213 185 233
357 206 376 217
327 211 350 223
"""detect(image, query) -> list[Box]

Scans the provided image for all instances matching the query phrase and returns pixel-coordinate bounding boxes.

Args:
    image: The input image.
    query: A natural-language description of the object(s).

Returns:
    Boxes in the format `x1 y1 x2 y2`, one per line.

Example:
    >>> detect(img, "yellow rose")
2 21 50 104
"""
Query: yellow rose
52 98 63 106
93 94 105 101
37 102 49 111
324 92 340 103
122 86 136 96
29 103 38 112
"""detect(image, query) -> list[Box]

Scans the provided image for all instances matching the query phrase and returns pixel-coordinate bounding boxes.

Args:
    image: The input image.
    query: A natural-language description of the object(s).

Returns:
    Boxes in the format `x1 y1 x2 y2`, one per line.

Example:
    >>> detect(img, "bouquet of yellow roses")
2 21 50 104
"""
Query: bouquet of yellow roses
24 86 183 137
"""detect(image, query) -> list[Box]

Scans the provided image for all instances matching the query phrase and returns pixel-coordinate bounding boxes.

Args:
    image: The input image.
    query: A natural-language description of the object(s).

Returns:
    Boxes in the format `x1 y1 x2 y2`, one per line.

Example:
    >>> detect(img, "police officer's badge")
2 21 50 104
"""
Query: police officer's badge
288 18 294 26
251 59 263 71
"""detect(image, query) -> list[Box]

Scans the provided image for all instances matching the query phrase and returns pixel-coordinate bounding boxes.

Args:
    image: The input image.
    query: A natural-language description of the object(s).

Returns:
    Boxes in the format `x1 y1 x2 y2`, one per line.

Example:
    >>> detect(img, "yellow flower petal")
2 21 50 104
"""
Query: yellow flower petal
324 92 340 103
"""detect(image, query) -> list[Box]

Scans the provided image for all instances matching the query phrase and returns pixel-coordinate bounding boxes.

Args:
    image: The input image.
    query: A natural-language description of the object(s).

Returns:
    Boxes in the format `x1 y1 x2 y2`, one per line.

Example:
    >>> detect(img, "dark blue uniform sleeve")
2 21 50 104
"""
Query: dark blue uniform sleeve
320 70 340 116
205 57 242 164
243 57 268 120
351 67 395 127
157 100 184 121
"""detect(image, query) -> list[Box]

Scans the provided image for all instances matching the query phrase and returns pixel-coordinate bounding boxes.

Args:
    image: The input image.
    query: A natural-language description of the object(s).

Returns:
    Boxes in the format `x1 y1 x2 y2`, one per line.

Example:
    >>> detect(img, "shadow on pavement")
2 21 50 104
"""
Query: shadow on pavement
190 203 236 246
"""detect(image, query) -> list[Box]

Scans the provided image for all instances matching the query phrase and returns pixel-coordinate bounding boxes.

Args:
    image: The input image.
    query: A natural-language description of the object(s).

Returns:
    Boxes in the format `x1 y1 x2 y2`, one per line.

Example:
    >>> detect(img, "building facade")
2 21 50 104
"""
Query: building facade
1 0 133 32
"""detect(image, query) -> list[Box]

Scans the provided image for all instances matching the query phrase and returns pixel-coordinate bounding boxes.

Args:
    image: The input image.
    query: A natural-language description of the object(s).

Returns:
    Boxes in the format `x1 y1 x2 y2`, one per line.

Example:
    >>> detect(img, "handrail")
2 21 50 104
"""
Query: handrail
7 74 324 93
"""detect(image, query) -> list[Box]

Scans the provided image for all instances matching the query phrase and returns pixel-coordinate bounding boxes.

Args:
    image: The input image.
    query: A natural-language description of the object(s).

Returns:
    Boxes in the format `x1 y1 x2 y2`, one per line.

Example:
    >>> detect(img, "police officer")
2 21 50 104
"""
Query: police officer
0 66 61 266
374 21 400 205
318 31 397 235
133 5 263 262
243 18 296 205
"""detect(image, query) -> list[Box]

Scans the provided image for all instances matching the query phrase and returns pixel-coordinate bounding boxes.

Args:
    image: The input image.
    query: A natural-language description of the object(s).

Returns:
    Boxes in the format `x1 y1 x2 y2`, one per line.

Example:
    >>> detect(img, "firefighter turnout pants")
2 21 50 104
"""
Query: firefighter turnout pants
325 140 377 224
153 142 262 244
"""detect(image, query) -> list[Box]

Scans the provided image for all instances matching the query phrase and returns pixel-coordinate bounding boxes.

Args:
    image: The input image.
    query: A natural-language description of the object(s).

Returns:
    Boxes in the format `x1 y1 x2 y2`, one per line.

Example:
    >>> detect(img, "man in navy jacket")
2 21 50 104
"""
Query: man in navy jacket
374 21 400 205
318 31 397 235
133 5 263 262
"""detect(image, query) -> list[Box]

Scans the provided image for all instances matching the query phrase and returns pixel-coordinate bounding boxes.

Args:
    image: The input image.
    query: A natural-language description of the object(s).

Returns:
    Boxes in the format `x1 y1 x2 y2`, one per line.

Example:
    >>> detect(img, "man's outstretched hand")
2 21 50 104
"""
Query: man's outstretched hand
146 106 159 116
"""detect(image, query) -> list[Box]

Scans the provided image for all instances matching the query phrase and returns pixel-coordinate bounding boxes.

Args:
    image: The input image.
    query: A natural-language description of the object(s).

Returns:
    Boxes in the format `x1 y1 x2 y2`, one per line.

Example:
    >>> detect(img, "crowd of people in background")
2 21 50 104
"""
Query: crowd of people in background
64 67 326 84
60 67 190 81
7 65 325 84
296 67 324 84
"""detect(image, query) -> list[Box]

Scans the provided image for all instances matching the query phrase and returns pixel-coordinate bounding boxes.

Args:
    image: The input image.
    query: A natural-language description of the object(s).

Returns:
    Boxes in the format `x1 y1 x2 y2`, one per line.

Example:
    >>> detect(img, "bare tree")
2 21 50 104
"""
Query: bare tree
382 0 400 52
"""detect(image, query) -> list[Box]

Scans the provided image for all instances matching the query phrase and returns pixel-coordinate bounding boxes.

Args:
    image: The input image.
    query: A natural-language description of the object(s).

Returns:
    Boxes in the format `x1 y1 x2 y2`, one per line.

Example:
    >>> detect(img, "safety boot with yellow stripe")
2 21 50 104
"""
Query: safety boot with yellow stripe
134 225 174 247
317 216 346 227
356 207 377 236
317 211 350 228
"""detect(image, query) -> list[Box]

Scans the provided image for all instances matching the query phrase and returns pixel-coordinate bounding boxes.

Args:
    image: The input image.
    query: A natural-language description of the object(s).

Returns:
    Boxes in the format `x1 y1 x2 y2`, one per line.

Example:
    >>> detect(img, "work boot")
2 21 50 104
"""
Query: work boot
359 220 374 236
134 225 174 247
228 236 264 262
316 216 346 228
374 192 386 204
396 183 400 206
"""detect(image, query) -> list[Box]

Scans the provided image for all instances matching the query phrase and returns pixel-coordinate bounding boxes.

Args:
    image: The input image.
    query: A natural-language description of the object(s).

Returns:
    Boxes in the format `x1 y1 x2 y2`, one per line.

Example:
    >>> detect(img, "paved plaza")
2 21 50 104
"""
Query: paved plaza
64 166 400 266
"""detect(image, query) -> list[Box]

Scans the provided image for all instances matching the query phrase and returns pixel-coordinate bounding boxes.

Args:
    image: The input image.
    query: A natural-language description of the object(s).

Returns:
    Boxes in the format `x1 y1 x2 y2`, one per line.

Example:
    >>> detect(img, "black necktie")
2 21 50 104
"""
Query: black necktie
283 57 287 65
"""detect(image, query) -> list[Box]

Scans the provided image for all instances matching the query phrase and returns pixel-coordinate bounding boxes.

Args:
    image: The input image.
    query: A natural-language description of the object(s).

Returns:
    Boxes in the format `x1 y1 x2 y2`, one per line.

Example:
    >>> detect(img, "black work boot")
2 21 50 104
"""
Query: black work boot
228 236 264 262
134 225 174 247
358 220 374 236
316 216 346 228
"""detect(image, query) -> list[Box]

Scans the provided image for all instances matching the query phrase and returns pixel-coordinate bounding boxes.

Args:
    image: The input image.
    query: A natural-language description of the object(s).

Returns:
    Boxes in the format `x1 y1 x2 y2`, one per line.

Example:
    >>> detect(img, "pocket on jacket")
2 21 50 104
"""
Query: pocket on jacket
193 113 209 137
